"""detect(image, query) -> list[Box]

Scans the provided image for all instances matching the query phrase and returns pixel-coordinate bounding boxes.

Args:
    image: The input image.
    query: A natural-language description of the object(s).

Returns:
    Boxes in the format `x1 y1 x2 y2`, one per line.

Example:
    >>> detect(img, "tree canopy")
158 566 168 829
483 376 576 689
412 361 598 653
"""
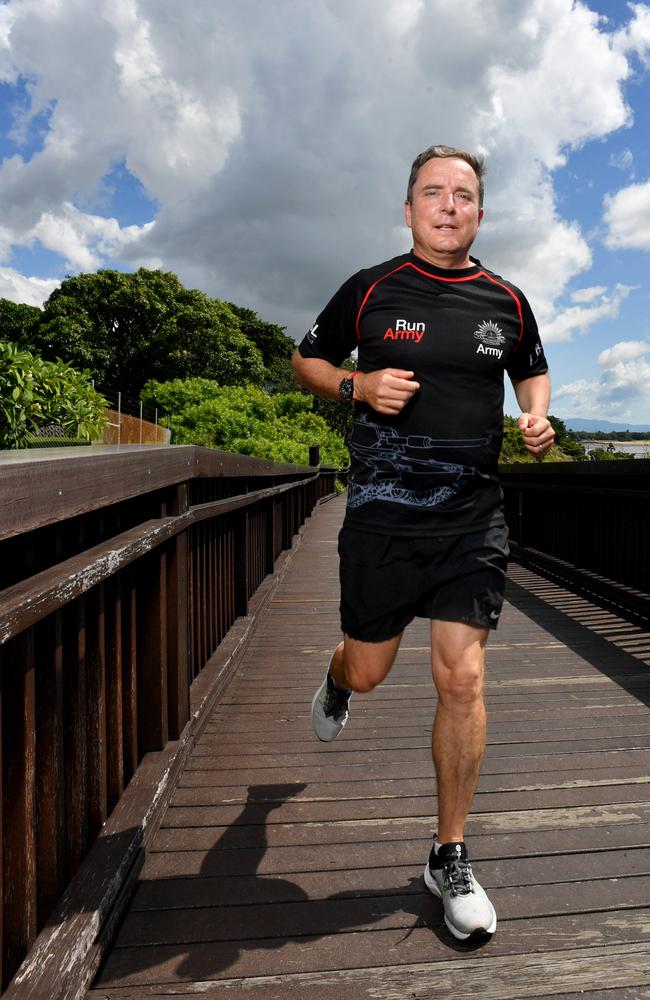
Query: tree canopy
6 269 271 397
141 377 348 467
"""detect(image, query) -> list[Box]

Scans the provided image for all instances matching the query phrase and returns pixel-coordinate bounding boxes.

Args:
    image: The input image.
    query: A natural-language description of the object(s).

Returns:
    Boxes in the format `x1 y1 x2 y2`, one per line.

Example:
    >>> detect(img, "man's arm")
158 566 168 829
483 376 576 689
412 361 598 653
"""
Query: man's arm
511 373 555 456
291 350 420 416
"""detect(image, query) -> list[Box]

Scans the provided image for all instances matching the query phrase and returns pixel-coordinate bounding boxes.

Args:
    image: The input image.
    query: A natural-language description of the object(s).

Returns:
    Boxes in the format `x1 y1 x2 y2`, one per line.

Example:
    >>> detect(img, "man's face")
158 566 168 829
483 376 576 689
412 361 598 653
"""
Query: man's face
405 156 483 269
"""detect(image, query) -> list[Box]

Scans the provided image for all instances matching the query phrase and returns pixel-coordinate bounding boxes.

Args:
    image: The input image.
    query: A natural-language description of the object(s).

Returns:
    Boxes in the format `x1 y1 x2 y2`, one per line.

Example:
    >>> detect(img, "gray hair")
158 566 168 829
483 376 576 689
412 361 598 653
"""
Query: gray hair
406 145 486 207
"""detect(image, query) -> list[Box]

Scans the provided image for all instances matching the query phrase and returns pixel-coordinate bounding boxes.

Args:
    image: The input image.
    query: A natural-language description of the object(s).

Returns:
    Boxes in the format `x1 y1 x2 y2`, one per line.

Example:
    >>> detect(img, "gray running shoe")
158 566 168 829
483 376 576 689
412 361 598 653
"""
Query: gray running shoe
311 667 352 742
424 839 497 941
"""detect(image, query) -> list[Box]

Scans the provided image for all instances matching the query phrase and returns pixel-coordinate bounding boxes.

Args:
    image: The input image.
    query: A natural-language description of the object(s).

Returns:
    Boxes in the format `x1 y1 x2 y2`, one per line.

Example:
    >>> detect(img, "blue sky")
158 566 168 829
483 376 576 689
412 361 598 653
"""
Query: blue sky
0 0 649 425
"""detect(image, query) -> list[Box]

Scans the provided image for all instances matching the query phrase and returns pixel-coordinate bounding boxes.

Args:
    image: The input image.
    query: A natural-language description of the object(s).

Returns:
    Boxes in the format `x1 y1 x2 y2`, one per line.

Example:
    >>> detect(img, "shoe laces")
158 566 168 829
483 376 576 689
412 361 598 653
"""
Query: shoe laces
441 857 474 898
323 682 350 719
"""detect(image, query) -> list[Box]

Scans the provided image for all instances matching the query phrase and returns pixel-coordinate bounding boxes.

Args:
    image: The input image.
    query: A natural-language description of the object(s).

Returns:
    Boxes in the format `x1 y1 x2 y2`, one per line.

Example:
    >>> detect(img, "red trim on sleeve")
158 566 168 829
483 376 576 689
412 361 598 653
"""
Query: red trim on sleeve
479 272 525 347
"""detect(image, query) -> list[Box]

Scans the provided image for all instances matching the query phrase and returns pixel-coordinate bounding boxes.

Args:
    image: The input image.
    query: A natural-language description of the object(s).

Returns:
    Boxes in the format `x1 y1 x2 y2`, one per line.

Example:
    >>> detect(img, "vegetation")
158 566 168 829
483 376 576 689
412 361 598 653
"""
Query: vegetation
141 377 349 467
573 429 650 441
587 444 633 461
0 341 107 449
10 269 268 397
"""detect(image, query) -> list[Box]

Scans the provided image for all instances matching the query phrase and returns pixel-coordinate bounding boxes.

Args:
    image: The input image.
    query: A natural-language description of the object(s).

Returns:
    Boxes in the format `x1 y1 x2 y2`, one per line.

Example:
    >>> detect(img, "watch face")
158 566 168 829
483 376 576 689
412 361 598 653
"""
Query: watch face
339 377 353 401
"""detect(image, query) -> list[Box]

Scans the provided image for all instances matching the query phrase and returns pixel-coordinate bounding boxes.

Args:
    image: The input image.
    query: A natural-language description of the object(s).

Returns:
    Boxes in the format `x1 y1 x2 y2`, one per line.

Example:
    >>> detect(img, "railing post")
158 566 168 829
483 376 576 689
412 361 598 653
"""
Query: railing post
34 614 65 925
2 633 37 990
137 547 168 754
234 510 250 617
86 584 108 840
167 484 190 740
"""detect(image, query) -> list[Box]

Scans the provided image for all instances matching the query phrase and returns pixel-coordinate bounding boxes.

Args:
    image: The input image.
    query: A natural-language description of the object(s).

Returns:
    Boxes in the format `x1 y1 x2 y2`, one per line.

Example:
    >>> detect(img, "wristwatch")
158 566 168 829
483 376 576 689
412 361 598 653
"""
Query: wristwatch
338 373 357 402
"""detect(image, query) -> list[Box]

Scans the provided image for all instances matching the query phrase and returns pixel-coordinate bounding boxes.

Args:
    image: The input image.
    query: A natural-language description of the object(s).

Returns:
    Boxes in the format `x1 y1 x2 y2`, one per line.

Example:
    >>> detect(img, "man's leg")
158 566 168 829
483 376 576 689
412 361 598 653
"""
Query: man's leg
311 633 402 741
430 619 488 842
423 618 496 940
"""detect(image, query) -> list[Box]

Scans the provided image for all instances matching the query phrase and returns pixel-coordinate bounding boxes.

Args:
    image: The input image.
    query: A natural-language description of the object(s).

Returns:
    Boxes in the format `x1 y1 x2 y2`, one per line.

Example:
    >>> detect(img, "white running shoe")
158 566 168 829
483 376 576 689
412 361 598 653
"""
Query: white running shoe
424 839 497 941
311 666 352 742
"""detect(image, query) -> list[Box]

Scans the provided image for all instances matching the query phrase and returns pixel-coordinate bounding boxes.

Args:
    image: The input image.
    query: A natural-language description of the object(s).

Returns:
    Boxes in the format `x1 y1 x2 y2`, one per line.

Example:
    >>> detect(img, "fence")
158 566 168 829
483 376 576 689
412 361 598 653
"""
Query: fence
0 444 337 996
501 458 650 623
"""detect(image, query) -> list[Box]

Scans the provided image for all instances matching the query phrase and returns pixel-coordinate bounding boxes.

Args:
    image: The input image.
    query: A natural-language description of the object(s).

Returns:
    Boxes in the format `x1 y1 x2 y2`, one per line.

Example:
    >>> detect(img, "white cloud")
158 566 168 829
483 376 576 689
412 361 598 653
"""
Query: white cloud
598 339 650 367
553 339 650 418
571 285 607 303
30 202 153 271
0 268 59 306
541 284 634 343
612 2 650 65
603 179 650 250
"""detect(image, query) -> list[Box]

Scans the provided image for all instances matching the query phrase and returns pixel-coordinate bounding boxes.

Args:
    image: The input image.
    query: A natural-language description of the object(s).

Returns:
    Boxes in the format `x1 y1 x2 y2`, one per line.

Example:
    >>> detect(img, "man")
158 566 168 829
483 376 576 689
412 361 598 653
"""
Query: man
292 145 553 942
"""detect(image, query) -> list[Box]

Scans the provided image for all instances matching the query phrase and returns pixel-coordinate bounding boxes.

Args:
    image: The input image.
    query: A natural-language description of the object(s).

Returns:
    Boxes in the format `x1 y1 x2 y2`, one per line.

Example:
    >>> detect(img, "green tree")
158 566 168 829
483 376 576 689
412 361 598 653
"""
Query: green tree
30 269 265 396
589 443 631 461
499 415 532 463
0 299 42 346
548 415 587 460
141 377 348 467
227 303 296 392
0 341 107 449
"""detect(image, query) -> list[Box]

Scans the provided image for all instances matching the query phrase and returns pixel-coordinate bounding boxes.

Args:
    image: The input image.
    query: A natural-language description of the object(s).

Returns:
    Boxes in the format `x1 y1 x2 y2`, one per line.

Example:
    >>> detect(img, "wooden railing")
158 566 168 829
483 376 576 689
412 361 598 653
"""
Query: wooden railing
501 458 650 623
0 445 338 996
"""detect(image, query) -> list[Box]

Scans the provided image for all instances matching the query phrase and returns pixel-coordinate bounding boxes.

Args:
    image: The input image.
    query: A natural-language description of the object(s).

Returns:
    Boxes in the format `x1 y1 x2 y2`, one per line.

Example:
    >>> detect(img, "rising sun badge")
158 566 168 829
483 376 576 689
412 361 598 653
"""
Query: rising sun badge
473 320 505 346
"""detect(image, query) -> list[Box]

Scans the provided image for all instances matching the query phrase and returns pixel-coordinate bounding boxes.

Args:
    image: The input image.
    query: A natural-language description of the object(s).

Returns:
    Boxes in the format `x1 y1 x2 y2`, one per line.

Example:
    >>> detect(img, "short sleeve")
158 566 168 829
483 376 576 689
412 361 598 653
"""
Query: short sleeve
296 273 362 366
506 292 549 381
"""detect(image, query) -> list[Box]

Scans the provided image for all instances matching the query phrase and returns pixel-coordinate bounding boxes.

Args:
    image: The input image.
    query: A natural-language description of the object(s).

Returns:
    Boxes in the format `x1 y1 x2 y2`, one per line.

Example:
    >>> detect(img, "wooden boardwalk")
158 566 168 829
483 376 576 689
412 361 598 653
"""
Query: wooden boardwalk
88 494 650 999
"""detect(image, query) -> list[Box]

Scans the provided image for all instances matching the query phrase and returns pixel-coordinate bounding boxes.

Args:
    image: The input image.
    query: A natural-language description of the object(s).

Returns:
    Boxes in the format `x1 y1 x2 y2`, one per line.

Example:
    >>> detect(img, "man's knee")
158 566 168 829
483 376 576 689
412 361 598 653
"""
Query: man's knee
337 634 401 692
438 665 484 708
433 648 485 708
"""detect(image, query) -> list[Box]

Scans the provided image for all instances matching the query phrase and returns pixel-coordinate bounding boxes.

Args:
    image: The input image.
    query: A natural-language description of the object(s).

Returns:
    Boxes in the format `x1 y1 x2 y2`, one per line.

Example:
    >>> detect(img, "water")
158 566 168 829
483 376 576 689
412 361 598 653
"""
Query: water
582 440 650 458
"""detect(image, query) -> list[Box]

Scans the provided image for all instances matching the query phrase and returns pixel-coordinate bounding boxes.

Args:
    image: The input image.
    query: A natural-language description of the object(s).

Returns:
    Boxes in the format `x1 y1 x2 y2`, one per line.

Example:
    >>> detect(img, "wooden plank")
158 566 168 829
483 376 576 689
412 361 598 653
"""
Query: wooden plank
105 575 125 813
131 847 650 911
144 820 650 877
86 584 108 838
166 484 190 741
34 613 65 923
2 632 37 989
136 551 168 753
92 909 650 988
179 746 650 785
63 599 89 882
122 569 138 785
86 943 650 998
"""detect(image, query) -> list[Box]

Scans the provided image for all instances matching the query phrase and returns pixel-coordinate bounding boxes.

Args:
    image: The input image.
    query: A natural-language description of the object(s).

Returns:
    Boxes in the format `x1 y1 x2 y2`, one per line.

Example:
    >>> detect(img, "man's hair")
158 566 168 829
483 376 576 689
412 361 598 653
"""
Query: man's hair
406 145 486 207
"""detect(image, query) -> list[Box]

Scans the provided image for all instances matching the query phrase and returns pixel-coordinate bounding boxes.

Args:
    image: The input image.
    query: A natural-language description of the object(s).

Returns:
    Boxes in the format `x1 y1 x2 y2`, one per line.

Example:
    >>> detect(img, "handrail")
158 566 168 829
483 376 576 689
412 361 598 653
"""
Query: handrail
500 458 650 623
0 475 318 646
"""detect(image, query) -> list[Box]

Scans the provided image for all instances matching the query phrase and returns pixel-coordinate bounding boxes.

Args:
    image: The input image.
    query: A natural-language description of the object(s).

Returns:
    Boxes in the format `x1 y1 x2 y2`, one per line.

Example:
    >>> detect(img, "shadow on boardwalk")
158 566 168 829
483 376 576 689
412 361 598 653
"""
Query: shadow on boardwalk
101 782 488 987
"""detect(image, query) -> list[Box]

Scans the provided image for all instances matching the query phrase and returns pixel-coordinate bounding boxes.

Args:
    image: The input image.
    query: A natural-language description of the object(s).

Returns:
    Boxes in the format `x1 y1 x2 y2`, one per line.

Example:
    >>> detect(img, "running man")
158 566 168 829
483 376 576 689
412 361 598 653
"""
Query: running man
292 145 553 941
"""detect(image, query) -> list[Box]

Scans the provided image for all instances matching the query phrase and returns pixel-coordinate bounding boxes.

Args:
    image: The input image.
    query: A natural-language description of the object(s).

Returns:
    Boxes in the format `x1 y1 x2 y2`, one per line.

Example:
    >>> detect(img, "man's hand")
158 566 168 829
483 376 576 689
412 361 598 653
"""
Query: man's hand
354 369 420 415
517 412 555 458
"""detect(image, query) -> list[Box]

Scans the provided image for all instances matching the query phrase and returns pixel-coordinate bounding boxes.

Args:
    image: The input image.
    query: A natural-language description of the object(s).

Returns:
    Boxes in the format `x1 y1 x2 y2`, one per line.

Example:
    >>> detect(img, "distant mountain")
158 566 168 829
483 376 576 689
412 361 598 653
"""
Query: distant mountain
565 418 650 433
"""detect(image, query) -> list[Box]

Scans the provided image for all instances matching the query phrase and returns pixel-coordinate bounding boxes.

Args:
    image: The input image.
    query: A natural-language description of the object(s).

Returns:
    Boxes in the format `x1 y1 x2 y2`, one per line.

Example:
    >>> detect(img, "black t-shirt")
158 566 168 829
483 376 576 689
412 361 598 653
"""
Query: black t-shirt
298 251 548 536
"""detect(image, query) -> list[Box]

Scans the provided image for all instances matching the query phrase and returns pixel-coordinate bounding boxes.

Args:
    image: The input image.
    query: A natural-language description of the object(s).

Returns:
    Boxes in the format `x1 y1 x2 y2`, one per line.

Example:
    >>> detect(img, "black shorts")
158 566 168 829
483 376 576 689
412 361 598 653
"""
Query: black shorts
338 523 509 643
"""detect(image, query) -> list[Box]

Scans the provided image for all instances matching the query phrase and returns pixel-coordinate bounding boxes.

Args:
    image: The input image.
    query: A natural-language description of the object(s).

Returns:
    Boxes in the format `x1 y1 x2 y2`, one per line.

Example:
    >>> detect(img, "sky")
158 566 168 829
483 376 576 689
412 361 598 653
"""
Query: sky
0 0 649 425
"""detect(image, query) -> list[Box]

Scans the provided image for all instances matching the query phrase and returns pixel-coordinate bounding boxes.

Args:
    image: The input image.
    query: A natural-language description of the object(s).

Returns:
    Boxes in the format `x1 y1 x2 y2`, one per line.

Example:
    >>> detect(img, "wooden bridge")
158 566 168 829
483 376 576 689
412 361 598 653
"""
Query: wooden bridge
1 448 650 999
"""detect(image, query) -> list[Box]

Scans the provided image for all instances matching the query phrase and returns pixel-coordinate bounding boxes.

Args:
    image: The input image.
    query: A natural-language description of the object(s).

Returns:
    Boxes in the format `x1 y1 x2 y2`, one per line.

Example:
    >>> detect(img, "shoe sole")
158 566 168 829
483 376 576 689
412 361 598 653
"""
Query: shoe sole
423 864 497 941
